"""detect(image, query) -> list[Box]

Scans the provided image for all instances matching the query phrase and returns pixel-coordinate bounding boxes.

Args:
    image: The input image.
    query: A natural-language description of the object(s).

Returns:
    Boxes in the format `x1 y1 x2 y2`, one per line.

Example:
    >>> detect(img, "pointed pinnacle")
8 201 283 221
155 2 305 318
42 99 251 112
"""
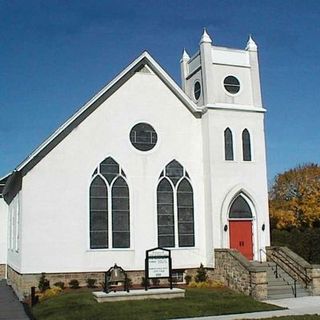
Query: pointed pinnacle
182 48 190 60
246 34 257 51
200 28 212 44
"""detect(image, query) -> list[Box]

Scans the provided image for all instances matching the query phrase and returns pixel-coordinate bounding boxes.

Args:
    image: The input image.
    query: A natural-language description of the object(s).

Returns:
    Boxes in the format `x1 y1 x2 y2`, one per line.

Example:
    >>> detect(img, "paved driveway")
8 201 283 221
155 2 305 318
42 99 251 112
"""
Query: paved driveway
0 280 30 320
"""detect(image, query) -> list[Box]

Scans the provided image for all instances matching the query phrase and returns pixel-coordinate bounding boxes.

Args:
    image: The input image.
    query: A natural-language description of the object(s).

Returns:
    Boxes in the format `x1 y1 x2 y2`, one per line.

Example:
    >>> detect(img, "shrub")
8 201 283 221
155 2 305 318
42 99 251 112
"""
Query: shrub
126 278 133 288
141 277 150 287
69 279 80 289
38 287 62 301
151 278 160 286
86 278 97 288
38 273 50 292
188 280 224 288
53 281 65 290
195 263 208 283
184 275 192 285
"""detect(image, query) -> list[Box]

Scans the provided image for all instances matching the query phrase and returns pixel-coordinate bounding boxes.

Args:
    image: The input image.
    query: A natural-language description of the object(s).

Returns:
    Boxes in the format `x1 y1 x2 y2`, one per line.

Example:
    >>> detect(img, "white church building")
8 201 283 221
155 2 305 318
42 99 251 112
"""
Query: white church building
0 30 270 298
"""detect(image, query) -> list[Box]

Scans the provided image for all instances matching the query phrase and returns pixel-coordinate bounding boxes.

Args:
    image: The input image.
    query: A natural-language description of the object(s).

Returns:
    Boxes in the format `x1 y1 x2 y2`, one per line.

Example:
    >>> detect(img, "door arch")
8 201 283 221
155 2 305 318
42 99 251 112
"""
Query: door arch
228 195 253 260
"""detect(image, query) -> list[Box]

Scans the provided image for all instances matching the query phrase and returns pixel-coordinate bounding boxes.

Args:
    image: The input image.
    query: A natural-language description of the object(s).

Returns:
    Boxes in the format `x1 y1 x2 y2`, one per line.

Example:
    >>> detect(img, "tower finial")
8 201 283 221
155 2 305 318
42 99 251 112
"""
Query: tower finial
246 34 257 51
200 28 212 44
181 48 190 61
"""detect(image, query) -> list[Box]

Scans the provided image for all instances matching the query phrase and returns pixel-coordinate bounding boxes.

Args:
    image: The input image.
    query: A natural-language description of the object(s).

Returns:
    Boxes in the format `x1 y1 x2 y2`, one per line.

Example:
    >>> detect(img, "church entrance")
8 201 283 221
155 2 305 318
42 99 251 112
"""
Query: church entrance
229 220 253 260
228 195 253 260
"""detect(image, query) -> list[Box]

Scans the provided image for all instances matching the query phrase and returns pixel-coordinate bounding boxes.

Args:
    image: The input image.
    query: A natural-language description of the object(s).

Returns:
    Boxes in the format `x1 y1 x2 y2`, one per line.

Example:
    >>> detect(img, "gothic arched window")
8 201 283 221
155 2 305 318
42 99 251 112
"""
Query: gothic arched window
157 160 195 248
242 129 252 161
229 195 252 219
224 128 234 161
89 157 130 249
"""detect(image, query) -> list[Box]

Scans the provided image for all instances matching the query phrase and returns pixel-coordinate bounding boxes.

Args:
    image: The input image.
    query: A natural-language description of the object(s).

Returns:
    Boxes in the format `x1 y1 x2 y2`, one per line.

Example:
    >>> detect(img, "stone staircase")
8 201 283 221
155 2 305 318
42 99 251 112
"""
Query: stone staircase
267 262 310 299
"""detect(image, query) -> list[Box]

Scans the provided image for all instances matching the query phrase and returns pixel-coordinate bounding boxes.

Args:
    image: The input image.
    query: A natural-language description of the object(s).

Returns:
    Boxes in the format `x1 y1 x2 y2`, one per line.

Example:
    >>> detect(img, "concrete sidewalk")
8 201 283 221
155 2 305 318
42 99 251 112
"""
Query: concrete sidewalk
176 296 320 320
0 280 30 320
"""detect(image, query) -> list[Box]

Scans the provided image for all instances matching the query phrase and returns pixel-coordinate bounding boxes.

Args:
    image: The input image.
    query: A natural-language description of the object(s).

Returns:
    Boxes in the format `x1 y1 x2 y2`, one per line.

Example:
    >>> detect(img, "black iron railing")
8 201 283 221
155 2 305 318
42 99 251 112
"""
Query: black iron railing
261 248 299 297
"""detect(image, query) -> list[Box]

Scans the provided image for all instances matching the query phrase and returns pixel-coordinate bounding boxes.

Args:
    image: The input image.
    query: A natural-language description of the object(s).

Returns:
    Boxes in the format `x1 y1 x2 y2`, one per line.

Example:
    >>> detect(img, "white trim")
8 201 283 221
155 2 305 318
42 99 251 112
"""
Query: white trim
15 52 203 175
206 103 266 113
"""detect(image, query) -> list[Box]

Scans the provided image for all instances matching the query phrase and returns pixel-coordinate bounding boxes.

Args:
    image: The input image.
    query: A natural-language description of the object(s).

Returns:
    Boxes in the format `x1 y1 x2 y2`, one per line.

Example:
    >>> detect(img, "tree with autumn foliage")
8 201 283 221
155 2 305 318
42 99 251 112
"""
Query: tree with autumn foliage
269 163 320 229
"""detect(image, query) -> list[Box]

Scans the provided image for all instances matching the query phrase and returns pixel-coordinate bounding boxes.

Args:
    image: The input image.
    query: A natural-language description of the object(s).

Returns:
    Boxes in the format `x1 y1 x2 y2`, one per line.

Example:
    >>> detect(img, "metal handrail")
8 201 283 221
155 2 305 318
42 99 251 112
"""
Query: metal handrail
271 247 312 285
261 248 297 297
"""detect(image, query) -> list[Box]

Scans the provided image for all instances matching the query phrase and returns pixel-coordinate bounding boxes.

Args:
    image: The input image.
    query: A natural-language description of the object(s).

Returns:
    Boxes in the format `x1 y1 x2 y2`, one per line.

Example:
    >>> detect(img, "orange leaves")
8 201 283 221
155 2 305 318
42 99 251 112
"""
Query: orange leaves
269 163 320 229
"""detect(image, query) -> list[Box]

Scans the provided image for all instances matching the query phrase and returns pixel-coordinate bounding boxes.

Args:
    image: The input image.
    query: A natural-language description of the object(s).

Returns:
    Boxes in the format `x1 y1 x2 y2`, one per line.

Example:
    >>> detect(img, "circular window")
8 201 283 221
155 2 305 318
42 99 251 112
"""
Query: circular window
130 123 157 151
194 81 201 100
224 76 240 94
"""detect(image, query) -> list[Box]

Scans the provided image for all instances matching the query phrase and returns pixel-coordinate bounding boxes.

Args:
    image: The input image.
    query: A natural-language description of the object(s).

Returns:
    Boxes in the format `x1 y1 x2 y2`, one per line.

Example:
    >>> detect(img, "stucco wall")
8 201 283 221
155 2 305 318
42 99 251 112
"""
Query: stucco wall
0 198 8 270
206 109 270 260
19 70 209 274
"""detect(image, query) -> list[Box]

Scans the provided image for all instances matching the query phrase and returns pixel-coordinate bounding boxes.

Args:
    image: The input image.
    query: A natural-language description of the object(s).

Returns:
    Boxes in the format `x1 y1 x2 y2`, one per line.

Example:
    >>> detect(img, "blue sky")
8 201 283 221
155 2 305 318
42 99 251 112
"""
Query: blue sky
0 0 319 183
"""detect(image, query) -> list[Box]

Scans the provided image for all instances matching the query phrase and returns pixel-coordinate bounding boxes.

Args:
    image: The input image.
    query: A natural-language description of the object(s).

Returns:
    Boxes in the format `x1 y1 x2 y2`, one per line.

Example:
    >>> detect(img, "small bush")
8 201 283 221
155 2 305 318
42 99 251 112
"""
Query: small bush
53 281 65 290
184 275 192 285
141 277 150 287
126 278 133 288
68 279 80 289
38 273 50 293
188 280 224 288
38 287 62 301
195 263 208 283
151 278 160 286
86 278 97 288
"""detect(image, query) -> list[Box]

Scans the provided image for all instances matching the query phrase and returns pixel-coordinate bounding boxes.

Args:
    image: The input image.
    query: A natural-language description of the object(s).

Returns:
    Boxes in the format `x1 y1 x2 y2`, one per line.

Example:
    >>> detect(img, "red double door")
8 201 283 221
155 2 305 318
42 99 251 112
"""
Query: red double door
229 220 253 260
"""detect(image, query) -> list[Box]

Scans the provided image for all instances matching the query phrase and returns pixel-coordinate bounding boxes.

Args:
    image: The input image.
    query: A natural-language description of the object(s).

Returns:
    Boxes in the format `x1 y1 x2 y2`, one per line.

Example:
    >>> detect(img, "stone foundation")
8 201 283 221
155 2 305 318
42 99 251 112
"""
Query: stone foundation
311 266 320 295
0 264 6 279
214 249 268 300
8 266 189 300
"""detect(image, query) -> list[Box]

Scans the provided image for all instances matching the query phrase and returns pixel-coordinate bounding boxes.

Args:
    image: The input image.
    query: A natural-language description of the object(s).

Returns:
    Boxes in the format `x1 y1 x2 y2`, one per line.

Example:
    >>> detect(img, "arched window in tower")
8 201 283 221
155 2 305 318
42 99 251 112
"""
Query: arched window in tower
242 129 252 161
89 157 130 249
157 160 195 248
224 128 234 161
229 195 252 219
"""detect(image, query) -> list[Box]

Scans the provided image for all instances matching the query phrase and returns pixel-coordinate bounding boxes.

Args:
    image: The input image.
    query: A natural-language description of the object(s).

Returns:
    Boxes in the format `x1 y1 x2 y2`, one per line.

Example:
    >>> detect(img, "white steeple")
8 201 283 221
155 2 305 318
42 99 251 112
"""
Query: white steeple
200 28 212 44
246 35 257 51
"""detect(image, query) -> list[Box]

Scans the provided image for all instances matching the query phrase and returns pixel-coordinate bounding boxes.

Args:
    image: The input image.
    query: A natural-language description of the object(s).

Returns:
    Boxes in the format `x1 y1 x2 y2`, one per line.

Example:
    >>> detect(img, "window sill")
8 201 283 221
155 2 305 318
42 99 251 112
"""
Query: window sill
86 248 135 253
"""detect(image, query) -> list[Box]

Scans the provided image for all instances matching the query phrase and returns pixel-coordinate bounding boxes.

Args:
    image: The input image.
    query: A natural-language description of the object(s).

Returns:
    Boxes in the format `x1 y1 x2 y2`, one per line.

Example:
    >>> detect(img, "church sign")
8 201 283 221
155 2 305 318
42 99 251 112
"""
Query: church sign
145 247 172 290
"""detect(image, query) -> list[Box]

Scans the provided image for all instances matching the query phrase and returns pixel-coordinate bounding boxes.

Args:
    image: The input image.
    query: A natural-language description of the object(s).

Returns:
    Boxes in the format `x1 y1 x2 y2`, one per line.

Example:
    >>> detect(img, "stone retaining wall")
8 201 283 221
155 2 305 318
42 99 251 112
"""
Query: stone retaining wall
311 266 320 295
0 264 6 279
214 249 267 300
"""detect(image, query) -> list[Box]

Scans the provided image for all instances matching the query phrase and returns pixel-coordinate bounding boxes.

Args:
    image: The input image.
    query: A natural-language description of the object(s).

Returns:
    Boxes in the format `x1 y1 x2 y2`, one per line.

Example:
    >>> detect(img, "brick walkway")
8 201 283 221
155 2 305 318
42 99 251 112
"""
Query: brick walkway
0 280 30 320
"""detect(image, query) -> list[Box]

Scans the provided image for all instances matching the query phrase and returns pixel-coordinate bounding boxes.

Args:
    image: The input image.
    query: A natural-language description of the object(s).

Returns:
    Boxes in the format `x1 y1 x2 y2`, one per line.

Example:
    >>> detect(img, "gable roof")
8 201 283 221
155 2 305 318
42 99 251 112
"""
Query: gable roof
3 51 203 202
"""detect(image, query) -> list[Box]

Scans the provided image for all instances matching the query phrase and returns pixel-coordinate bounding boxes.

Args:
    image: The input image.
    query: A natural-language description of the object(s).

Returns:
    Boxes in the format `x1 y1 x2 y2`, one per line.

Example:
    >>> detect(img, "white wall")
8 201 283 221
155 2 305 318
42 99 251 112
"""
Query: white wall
204 109 270 260
6 193 22 272
0 198 8 267
19 70 210 273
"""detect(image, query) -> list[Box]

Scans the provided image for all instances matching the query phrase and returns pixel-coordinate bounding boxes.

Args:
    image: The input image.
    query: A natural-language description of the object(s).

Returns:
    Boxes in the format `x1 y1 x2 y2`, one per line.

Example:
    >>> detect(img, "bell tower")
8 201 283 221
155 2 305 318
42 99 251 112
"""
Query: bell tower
180 29 263 110
181 30 270 262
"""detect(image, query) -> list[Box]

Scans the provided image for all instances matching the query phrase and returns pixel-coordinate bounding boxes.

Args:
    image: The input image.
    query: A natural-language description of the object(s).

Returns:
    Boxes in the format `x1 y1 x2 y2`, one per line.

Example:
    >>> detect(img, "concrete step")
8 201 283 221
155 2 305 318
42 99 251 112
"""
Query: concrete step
266 263 311 300
267 293 296 300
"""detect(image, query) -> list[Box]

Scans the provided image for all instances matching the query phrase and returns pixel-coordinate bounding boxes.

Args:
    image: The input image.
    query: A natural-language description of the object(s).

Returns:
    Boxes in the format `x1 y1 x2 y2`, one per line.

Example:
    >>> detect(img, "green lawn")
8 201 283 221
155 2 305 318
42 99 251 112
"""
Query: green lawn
32 287 282 320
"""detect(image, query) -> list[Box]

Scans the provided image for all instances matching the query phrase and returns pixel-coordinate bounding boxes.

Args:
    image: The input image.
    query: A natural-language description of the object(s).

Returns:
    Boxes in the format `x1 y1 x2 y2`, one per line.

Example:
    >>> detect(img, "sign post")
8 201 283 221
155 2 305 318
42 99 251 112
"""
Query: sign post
145 247 172 291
